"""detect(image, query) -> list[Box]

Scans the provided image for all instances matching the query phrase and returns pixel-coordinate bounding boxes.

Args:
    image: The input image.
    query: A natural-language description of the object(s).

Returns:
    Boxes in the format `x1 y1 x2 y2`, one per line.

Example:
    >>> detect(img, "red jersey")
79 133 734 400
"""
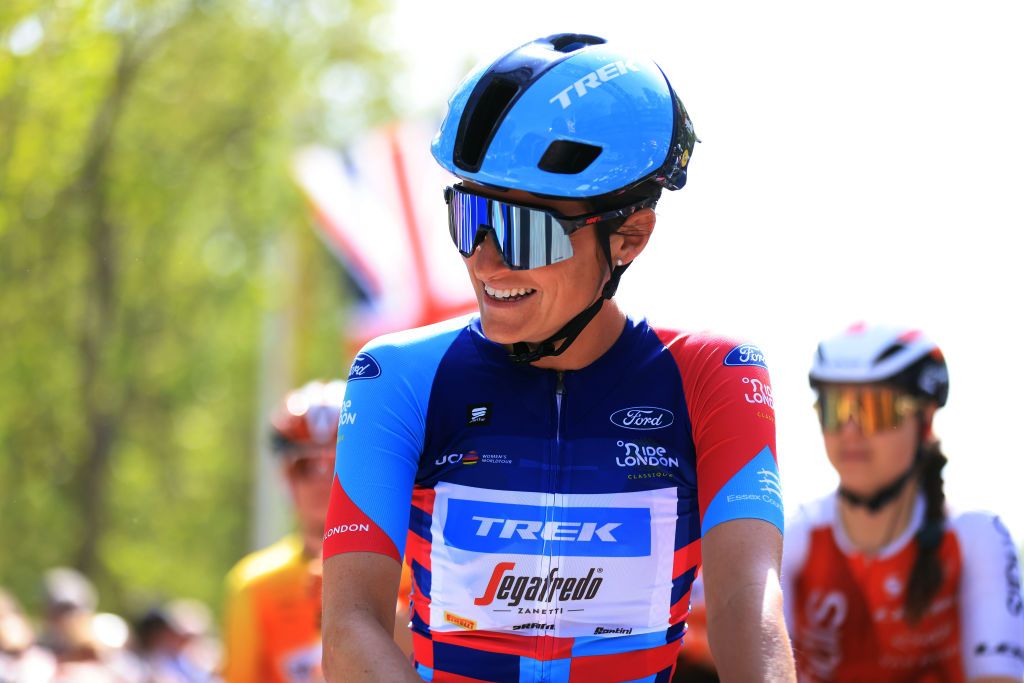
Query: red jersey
782 493 1024 682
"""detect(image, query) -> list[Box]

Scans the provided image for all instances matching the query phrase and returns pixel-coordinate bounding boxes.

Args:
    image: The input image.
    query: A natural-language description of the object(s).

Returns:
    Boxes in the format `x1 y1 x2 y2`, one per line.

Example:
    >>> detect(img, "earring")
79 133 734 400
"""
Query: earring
616 259 623 267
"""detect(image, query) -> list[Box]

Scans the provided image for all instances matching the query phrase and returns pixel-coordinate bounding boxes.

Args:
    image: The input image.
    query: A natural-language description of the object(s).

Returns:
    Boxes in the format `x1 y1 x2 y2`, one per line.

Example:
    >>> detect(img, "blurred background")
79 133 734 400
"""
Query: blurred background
1 0 1022 666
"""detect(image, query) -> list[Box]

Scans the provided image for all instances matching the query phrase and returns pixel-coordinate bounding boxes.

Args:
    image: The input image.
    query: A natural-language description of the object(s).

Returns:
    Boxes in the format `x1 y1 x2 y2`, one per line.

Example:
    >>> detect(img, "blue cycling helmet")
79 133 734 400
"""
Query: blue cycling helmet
431 33 696 200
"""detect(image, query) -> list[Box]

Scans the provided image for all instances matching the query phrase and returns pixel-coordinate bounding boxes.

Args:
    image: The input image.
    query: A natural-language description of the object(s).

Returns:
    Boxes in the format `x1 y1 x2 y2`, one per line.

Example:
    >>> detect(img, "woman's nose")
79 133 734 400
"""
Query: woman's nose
469 232 510 276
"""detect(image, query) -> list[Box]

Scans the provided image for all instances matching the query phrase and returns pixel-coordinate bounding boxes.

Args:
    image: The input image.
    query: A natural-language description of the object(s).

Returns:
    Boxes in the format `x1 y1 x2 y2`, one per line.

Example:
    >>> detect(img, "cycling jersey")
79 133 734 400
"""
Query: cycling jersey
782 492 1024 682
222 534 324 683
324 315 784 683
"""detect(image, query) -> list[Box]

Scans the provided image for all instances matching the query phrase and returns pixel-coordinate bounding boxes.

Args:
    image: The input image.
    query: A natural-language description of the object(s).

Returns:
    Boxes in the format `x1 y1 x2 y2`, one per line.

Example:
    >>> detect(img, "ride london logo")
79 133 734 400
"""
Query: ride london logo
347 353 381 381
724 344 767 368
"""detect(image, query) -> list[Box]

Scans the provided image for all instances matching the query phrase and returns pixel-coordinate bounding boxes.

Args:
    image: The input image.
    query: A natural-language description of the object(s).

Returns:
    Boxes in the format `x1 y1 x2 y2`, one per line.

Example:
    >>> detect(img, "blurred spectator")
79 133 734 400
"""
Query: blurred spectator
221 380 344 683
1 587 58 682
135 600 219 683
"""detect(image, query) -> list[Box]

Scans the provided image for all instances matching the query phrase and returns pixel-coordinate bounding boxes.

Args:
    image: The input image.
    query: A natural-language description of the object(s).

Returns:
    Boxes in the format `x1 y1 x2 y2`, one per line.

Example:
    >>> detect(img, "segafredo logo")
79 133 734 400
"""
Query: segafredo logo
609 407 674 430
549 60 642 109
347 353 381 381
724 344 767 368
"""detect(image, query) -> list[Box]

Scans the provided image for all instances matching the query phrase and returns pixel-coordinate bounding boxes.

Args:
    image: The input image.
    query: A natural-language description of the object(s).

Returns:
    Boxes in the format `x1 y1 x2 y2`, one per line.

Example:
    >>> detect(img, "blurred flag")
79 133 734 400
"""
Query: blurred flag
292 121 477 348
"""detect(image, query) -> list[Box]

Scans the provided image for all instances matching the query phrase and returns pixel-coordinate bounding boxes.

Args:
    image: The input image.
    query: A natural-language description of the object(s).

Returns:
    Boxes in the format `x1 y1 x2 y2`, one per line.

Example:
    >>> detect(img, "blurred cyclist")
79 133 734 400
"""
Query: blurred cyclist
222 380 343 683
322 33 796 682
783 324 1024 682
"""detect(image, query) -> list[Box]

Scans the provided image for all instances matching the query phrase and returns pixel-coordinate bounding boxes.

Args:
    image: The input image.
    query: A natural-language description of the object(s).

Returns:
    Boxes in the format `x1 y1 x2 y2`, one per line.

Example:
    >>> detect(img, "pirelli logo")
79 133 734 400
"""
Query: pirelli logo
443 611 477 631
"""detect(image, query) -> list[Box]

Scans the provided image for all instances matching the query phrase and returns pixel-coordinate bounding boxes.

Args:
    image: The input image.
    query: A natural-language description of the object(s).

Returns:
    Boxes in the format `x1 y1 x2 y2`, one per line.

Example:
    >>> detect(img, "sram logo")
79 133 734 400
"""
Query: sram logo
443 499 651 557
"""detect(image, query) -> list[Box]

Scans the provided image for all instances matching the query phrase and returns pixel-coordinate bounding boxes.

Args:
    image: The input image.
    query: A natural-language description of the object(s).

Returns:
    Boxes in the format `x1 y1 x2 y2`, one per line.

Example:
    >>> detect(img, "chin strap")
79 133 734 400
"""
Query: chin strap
508 234 628 364
837 462 918 513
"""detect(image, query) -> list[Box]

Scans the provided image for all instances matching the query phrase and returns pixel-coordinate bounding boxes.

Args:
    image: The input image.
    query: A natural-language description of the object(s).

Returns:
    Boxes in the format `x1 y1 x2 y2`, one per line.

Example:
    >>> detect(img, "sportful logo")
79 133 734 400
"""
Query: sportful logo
549 60 642 109
724 344 768 368
742 377 774 408
347 353 381 381
609 407 674 431
466 404 491 426
443 499 651 557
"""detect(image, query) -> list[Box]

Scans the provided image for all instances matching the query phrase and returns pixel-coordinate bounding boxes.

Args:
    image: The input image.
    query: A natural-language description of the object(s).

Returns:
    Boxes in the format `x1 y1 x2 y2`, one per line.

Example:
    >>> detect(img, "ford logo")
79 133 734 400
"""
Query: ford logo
609 406 674 430
723 344 767 368
347 353 381 381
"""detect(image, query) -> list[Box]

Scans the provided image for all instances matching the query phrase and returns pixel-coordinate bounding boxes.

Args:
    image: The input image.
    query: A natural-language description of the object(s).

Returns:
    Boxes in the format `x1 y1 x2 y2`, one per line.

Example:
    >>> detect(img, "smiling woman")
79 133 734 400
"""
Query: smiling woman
319 32 797 683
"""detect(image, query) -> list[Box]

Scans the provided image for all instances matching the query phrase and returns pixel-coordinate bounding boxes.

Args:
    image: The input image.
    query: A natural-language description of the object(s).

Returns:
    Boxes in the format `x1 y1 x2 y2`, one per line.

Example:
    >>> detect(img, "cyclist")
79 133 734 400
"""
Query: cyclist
783 323 1024 682
222 380 344 683
322 33 796 682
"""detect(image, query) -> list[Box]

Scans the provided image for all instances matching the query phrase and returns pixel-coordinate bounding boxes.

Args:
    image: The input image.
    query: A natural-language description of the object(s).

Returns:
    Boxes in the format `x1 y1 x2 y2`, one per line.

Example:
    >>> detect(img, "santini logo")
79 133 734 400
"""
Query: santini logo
724 344 767 368
347 353 381 381
609 407 674 430
444 500 651 557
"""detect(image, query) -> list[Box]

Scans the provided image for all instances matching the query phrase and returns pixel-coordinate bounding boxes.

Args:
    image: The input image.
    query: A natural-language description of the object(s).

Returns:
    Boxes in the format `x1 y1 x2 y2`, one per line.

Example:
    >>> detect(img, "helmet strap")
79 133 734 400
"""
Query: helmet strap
508 231 627 364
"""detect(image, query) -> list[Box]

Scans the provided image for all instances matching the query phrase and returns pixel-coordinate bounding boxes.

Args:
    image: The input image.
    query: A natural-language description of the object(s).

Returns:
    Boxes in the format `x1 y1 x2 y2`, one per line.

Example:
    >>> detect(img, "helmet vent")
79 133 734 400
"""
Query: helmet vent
538 140 602 174
875 343 906 364
548 33 606 53
455 78 519 172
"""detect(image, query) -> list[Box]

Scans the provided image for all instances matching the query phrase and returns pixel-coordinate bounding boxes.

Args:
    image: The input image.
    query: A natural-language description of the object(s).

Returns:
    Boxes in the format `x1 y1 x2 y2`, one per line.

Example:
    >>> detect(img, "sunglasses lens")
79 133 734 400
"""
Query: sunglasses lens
445 186 574 270
816 386 915 436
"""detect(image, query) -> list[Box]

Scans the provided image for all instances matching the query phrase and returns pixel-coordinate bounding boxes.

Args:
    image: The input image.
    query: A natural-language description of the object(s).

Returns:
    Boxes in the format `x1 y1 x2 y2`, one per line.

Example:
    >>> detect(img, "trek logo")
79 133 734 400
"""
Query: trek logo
444 499 651 557
347 353 381 381
609 407 674 431
549 60 642 109
724 344 767 368
466 404 491 426
474 562 604 607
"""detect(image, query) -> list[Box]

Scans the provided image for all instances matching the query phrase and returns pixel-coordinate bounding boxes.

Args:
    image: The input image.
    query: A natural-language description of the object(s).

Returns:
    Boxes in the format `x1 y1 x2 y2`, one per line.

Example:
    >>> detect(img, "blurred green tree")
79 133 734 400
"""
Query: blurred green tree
0 0 393 616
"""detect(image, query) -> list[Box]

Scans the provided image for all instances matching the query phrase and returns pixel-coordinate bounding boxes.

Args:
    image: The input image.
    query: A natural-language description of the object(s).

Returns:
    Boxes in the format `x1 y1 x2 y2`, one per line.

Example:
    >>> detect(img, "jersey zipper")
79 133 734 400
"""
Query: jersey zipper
540 370 566 681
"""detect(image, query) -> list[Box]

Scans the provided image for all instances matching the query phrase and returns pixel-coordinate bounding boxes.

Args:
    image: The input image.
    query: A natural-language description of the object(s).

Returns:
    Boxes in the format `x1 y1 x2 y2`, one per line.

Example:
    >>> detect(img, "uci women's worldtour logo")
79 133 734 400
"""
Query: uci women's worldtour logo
347 353 381 381
609 406 674 431
724 344 767 368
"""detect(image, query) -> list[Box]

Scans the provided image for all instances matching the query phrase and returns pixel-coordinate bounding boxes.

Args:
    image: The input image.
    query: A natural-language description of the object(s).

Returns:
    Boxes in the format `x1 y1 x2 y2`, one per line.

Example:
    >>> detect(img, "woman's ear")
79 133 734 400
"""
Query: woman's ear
610 208 656 266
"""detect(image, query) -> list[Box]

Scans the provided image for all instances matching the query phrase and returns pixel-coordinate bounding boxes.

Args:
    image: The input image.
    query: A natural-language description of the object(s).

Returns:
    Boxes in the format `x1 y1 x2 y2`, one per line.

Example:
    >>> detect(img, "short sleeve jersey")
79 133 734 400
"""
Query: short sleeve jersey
782 492 1024 682
324 316 784 683
222 534 324 683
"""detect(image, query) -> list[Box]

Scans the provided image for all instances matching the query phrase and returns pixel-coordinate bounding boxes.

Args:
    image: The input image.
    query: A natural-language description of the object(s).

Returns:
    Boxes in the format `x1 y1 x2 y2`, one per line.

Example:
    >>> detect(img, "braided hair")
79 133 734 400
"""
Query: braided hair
904 439 948 624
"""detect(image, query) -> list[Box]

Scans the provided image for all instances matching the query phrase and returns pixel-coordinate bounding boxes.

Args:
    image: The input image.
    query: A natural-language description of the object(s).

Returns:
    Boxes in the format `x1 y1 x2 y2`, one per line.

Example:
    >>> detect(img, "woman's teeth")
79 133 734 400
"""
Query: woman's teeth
484 284 536 300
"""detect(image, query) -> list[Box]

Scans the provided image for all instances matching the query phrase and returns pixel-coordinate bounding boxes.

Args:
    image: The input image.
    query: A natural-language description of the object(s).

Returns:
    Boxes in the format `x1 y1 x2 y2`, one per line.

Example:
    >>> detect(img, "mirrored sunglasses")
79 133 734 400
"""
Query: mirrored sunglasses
814 385 920 436
444 184 656 270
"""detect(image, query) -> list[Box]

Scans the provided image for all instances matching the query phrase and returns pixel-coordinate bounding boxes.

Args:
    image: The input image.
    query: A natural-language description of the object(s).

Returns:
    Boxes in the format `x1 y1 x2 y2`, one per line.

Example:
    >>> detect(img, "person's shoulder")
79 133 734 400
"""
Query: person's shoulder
361 315 474 355
786 492 836 534
225 534 305 593
948 505 1019 546
645 321 770 368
